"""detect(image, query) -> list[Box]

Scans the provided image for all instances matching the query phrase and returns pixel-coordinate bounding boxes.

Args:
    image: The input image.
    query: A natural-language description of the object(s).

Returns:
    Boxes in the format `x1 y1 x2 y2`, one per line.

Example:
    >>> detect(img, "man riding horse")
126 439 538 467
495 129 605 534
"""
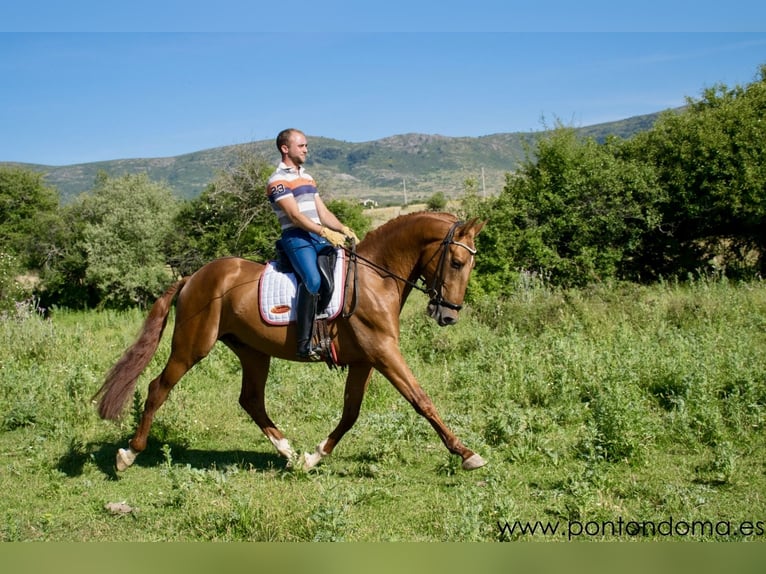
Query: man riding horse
266 128 358 360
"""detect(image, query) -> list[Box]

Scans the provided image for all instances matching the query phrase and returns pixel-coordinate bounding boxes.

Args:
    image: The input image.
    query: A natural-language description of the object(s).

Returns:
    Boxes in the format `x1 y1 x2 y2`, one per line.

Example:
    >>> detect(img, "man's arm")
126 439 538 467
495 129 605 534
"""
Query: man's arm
314 194 344 231
276 195 325 235
316 195 359 242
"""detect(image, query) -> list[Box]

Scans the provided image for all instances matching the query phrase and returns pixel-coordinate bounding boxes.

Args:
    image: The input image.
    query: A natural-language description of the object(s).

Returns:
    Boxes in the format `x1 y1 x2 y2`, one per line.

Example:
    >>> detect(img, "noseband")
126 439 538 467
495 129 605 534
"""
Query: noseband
425 220 477 312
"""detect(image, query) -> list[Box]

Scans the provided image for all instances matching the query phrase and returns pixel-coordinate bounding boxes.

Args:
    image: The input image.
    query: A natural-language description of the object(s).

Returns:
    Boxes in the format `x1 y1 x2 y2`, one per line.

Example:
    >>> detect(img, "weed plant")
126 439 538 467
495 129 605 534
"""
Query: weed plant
1 278 764 541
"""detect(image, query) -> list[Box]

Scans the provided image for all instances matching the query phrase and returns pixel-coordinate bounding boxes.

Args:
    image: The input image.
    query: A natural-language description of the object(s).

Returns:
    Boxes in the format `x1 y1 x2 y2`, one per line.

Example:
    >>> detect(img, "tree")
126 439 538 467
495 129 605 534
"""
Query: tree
38 172 179 309
473 126 663 290
426 191 447 212
472 64 766 290
33 201 94 309
165 149 279 276
459 176 483 220
628 64 766 277
0 251 25 313
0 167 59 266
324 198 371 241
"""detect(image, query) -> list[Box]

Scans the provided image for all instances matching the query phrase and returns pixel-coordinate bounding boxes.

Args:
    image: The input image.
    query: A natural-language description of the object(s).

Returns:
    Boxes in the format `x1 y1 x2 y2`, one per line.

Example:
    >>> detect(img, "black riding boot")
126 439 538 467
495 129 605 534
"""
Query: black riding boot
296 283 321 361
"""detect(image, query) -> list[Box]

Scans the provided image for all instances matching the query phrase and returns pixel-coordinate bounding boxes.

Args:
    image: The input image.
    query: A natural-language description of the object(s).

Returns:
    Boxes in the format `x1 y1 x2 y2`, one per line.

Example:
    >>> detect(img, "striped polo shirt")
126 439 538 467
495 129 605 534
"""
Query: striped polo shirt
266 162 321 231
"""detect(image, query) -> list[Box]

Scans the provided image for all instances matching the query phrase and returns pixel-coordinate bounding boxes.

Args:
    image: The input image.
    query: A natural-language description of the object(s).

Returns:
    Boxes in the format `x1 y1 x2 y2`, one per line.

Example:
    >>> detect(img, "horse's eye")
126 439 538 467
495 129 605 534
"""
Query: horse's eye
450 259 464 270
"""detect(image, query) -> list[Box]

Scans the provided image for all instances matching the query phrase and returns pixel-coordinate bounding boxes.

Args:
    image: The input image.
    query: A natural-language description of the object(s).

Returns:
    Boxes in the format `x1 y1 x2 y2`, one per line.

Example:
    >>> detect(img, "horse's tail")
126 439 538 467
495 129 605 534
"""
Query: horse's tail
93 277 189 420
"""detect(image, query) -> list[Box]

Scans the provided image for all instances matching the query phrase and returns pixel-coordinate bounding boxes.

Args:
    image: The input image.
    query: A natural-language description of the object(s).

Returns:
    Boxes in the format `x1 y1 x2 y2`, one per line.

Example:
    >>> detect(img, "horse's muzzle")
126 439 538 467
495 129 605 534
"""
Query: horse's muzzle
428 302 459 326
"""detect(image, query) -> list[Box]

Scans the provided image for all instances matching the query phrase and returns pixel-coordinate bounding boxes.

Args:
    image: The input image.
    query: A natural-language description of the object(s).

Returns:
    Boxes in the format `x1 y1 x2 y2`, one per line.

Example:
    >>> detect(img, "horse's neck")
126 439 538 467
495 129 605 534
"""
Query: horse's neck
365 226 424 282
361 214 457 295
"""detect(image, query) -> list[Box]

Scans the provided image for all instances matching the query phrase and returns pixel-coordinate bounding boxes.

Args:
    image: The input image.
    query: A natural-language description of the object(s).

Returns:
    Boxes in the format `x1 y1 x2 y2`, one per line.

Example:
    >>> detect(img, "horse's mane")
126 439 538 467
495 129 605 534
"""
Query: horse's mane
361 211 458 247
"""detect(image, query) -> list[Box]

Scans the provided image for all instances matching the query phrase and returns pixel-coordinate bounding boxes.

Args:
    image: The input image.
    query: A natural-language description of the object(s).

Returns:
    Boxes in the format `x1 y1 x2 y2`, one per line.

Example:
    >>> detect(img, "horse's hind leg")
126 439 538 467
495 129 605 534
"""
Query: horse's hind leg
117 356 191 472
115 354 198 471
236 348 296 462
114 296 222 471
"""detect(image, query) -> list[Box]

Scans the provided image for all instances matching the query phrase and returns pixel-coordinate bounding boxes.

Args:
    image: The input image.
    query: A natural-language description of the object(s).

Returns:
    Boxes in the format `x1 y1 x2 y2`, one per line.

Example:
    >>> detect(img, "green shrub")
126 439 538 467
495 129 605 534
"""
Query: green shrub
0 251 26 314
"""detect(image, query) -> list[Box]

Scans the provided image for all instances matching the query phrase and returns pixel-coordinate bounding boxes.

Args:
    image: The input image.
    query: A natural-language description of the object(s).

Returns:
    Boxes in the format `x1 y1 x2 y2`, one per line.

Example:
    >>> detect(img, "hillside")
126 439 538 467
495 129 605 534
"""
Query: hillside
2 110 665 204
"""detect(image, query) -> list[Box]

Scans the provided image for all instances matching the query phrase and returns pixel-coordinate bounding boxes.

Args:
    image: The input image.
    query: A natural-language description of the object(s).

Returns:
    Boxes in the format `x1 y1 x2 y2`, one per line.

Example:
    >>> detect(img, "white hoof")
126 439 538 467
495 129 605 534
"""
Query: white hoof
116 447 137 472
303 450 323 470
462 453 487 470
303 439 329 470
269 436 296 460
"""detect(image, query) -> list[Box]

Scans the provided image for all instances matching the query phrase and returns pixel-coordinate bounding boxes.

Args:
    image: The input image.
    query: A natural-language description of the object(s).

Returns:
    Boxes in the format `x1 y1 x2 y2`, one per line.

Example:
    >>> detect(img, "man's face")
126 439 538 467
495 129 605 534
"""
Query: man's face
283 132 308 167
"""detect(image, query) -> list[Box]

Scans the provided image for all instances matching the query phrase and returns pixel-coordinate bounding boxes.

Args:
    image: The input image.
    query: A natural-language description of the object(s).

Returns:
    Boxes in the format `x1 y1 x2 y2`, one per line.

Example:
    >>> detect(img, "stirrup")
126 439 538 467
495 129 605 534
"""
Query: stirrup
297 346 323 362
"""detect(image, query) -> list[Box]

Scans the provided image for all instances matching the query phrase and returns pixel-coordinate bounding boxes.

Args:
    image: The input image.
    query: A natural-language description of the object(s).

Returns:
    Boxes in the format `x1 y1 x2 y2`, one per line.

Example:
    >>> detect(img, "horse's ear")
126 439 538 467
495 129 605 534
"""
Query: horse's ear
459 218 487 238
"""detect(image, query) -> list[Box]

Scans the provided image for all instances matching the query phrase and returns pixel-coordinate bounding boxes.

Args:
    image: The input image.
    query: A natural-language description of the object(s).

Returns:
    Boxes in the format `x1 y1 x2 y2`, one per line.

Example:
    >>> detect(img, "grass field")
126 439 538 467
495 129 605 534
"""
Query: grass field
1 276 765 541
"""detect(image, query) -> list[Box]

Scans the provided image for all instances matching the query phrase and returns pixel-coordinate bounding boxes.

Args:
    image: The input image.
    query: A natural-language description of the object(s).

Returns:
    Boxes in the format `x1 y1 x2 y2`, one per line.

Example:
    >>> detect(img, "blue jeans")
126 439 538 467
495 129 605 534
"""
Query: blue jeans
280 227 332 295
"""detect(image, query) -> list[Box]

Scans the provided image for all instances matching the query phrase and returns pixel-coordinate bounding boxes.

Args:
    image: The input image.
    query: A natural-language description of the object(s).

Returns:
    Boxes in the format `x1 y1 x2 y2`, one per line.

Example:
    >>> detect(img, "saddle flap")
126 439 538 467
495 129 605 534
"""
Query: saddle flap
258 248 345 325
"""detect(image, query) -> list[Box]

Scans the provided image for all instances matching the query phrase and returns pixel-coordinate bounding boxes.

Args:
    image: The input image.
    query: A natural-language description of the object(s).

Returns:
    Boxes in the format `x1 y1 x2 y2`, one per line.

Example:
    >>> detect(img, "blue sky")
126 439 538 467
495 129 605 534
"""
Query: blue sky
1 2 765 165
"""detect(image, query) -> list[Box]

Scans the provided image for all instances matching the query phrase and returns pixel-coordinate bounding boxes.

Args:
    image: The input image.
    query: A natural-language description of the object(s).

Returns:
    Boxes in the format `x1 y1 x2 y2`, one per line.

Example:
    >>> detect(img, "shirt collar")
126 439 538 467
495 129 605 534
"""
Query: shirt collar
278 161 304 175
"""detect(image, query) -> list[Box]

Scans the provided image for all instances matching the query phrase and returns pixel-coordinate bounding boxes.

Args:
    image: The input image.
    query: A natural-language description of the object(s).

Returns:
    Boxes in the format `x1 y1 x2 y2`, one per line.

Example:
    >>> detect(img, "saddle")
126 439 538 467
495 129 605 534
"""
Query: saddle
258 246 346 326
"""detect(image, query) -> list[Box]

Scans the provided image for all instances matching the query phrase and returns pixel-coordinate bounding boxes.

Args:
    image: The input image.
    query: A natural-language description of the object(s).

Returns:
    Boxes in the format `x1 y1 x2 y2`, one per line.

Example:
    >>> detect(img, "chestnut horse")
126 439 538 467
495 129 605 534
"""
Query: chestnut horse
94 212 487 472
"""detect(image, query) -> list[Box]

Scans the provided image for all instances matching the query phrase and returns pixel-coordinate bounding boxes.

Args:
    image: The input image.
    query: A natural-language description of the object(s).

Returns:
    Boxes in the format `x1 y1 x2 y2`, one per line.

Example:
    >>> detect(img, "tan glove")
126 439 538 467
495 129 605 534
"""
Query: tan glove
320 226 347 247
341 225 359 244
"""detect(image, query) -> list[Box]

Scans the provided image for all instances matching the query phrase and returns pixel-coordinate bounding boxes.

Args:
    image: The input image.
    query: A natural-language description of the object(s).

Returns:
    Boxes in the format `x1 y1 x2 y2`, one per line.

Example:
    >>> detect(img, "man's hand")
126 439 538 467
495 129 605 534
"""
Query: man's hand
341 225 359 243
320 227 347 247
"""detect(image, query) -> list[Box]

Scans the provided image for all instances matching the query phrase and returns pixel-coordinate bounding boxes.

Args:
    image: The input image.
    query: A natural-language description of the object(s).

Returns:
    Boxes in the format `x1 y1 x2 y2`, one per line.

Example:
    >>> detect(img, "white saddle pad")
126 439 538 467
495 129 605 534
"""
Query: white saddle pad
258 248 345 325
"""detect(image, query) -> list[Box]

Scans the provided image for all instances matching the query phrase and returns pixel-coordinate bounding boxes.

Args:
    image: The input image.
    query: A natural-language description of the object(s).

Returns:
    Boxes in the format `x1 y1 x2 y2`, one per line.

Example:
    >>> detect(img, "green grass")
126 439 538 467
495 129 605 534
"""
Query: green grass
1 277 765 541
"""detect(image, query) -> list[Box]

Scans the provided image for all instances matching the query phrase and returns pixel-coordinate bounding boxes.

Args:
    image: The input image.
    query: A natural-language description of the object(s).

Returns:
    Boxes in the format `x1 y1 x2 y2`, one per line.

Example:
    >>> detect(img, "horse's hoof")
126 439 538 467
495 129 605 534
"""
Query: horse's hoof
303 451 322 470
116 447 137 472
302 439 329 471
269 436 296 460
462 453 487 470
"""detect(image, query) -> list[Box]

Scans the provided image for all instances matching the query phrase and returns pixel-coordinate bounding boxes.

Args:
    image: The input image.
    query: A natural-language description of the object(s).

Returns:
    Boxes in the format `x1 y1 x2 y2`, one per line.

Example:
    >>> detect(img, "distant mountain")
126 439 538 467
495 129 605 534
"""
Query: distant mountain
2 110 667 205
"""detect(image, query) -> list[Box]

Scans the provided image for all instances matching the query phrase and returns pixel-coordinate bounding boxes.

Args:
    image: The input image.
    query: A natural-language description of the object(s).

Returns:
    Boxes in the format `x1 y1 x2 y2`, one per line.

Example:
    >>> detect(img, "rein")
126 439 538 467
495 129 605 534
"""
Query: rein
341 220 475 318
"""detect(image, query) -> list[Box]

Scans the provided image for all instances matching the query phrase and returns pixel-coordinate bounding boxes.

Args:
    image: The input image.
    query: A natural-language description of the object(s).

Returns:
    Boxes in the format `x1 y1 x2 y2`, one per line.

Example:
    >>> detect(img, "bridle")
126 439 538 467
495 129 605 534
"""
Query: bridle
425 220 477 312
341 220 476 317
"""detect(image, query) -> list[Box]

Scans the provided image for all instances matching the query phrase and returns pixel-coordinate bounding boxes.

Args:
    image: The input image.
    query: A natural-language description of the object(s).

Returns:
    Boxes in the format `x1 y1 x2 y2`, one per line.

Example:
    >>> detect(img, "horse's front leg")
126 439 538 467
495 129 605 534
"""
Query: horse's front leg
376 350 486 471
303 364 373 469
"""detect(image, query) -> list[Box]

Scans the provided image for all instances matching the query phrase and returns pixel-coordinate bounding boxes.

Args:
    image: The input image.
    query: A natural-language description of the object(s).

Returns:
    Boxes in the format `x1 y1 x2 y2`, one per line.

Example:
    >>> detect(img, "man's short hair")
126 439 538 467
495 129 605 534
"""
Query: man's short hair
276 128 303 152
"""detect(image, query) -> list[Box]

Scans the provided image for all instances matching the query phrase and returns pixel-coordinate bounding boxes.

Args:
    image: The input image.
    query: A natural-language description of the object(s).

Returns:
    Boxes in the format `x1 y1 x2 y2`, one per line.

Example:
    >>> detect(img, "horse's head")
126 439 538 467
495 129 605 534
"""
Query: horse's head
423 217 486 326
